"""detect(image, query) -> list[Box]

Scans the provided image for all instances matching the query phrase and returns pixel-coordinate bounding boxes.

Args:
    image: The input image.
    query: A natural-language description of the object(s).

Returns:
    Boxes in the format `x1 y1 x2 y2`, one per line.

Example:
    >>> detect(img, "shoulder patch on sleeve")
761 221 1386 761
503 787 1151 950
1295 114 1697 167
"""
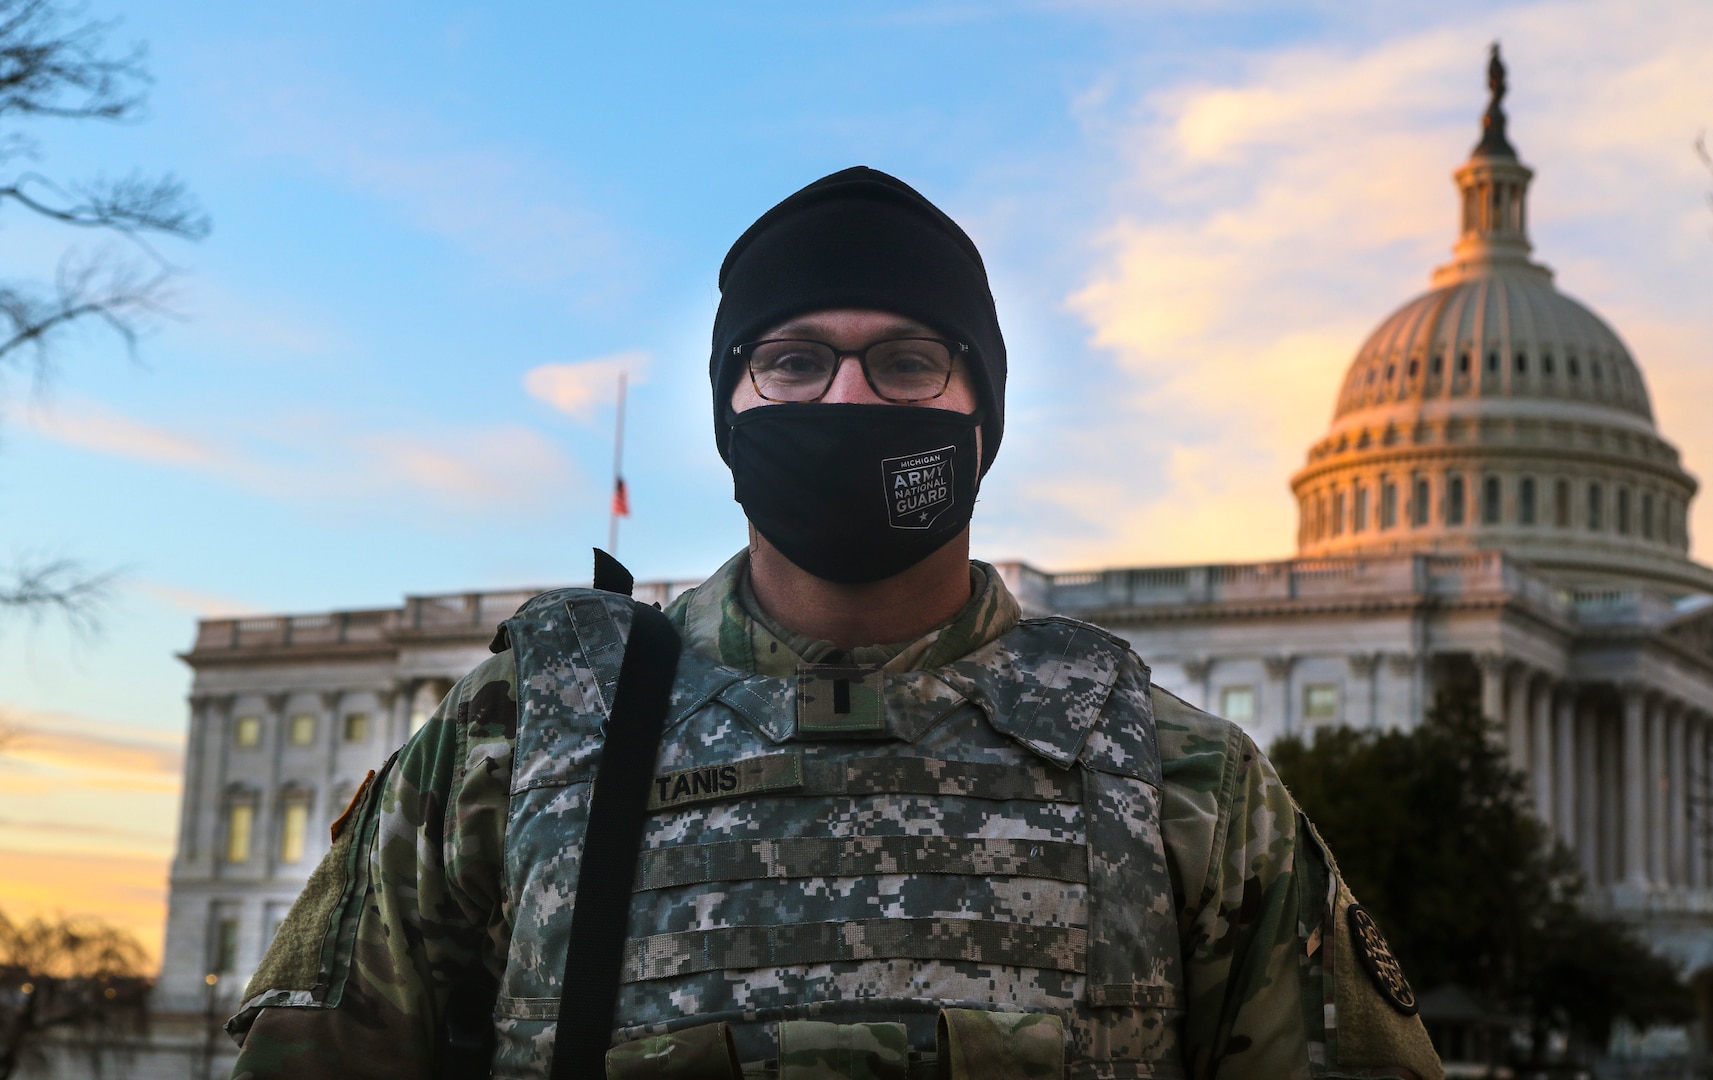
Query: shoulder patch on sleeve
1347 903 1417 1016
1331 877 1444 1079
227 751 399 1043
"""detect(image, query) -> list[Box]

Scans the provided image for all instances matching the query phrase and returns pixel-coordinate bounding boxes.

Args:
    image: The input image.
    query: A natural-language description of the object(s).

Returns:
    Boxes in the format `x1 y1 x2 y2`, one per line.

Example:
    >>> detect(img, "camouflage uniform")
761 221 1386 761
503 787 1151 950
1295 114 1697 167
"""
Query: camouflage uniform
228 553 1441 1080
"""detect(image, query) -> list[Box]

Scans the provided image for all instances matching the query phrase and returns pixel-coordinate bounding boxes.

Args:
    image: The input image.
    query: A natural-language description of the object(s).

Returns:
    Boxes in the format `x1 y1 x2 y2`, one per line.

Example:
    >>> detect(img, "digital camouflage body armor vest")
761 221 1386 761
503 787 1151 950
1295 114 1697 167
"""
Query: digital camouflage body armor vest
493 587 1185 1078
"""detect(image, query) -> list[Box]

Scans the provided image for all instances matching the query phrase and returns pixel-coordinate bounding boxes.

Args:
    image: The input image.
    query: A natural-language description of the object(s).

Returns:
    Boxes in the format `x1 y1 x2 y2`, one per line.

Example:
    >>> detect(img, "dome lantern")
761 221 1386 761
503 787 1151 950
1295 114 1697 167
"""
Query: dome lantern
1438 44 1542 285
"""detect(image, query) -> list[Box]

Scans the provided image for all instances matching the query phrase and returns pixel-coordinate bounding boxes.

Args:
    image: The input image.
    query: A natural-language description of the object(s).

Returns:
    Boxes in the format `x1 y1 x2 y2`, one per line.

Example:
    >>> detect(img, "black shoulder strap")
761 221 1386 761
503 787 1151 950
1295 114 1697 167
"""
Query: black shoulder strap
548 550 681 1080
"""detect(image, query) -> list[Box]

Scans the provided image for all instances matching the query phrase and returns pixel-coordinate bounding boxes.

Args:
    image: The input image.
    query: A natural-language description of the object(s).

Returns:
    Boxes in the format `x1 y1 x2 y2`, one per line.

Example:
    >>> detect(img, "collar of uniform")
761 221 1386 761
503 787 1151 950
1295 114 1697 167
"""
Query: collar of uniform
670 548 1023 677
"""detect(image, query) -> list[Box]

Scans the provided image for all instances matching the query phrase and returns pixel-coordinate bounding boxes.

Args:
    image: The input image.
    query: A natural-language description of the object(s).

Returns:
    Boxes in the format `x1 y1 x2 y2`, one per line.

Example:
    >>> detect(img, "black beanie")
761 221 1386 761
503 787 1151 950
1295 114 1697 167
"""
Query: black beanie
710 166 1006 475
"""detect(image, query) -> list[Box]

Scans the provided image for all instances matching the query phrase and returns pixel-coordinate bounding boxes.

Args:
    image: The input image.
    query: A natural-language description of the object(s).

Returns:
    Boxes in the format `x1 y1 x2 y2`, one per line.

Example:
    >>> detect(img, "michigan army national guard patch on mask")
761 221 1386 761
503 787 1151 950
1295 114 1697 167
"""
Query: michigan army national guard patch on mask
1346 904 1418 1016
883 445 956 529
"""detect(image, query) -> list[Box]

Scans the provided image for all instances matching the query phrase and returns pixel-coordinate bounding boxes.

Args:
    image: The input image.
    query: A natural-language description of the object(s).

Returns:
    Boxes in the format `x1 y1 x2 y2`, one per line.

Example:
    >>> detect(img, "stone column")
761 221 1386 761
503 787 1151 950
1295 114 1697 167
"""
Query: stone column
1576 702 1601 881
1479 652 1508 745
1623 686 1649 887
1693 715 1710 890
388 678 420 748
1648 696 1668 885
1554 690 1576 850
1507 666 1533 776
1388 653 1422 731
1183 658 1213 713
1347 653 1379 730
1530 677 1554 828
178 695 208 865
318 690 343 856
1264 656 1294 739
1669 703 1688 888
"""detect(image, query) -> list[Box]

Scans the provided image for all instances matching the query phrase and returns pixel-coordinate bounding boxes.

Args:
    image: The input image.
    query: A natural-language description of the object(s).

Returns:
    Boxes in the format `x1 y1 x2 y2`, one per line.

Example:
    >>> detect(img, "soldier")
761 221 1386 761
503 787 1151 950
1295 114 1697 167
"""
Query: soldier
227 168 1442 1079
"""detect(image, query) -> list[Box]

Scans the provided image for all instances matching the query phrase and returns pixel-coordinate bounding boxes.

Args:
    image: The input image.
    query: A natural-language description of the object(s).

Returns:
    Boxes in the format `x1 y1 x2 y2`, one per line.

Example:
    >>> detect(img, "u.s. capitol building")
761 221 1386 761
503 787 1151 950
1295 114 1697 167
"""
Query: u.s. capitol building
147 60 1713 1074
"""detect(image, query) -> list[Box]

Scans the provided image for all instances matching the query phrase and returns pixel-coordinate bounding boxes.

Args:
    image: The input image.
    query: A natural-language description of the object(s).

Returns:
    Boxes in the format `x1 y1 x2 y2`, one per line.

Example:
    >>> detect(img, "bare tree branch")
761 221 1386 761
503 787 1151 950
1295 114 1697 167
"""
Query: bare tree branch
0 0 204 629
0 0 145 123
1699 130 1713 219
0 556 115 634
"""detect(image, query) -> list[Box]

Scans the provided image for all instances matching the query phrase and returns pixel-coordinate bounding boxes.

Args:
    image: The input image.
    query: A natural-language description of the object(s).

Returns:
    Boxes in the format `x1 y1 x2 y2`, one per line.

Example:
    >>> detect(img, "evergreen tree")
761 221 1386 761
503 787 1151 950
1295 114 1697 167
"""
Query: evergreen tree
1272 690 1692 1052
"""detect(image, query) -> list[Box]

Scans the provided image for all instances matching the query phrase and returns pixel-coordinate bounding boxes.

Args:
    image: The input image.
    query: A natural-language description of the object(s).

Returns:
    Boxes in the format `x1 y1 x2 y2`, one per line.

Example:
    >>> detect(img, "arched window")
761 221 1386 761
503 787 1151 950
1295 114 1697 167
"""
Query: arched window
1380 478 1397 529
1617 488 1631 535
1515 351 1527 374
1332 490 1346 536
1642 492 1655 540
1519 478 1536 525
1482 477 1502 525
1555 479 1570 527
1412 477 1430 527
1588 483 1603 530
1354 486 1369 532
1447 475 1466 526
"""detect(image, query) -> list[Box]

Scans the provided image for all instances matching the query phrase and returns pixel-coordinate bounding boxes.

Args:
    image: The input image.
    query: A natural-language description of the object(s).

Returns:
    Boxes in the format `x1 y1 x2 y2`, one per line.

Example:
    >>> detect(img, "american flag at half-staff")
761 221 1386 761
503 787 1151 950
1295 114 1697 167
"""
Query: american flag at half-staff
608 371 629 554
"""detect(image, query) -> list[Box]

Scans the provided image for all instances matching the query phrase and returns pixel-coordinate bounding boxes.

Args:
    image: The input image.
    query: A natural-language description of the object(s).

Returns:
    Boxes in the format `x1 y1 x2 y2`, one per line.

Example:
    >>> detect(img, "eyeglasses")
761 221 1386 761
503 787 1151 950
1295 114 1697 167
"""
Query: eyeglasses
734 337 968 403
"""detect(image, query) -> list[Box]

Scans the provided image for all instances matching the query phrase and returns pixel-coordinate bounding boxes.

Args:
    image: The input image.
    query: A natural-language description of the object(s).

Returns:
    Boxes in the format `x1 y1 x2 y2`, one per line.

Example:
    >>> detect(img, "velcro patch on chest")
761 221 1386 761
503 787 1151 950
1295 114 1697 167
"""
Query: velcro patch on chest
648 752 805 810
796 664 886 737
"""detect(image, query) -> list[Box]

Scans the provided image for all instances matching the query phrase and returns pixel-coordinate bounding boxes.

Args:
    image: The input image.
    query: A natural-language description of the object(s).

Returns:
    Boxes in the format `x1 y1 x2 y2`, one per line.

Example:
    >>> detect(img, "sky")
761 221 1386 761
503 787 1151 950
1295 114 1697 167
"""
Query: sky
1 0 1711 968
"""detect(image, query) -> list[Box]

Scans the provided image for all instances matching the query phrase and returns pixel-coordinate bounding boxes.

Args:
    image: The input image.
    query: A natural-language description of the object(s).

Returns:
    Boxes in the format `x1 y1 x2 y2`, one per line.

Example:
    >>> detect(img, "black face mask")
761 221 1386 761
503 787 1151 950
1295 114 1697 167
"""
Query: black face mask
727 403 982 585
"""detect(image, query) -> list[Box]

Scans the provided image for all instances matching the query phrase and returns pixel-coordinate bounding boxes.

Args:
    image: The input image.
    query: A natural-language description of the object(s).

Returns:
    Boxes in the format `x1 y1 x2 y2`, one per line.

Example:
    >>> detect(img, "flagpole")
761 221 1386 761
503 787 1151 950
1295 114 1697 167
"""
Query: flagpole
608 371 627 554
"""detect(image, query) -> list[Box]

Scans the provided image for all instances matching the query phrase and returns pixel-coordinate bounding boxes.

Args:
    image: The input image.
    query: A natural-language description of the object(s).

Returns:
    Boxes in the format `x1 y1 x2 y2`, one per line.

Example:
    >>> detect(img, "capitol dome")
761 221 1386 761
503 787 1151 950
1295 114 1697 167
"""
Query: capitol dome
1290 49 1709 595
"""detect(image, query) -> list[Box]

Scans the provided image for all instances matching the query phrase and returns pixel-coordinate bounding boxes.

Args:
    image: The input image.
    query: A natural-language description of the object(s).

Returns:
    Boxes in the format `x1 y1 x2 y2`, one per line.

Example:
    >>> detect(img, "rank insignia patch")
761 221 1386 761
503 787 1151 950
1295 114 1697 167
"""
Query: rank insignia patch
1347 904 1418 1016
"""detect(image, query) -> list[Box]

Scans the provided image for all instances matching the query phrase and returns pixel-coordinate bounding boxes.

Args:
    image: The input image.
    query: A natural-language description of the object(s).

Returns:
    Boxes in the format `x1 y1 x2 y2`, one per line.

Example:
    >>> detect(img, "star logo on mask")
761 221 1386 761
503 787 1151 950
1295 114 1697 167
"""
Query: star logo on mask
883 446 957 531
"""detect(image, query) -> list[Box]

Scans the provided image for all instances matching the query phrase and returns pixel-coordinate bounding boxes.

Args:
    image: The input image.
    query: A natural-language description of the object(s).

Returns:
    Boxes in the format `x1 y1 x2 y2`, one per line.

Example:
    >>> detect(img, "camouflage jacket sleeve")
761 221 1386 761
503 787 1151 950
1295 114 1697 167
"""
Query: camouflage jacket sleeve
226 651 519 1080
1154 686 1442 1080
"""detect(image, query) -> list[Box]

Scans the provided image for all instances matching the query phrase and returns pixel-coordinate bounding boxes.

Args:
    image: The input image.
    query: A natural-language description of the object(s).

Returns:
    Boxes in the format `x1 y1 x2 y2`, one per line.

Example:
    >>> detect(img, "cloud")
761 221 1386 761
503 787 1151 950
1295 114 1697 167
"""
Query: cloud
0 705 184 779
25 398 227 469
134 581 264 618
523 351 650 423
1034 0 1713 568
21 396 583 516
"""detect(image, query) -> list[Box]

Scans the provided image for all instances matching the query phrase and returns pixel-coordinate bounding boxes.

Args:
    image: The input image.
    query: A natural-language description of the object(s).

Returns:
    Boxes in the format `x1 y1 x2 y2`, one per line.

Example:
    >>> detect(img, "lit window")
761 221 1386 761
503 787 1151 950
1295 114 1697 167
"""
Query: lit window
343 713 369 743
280 800 309 864
225 803 254 864
1303 684 1339 721
1220 686 1255 725
1519 478 1536 525
233 716 261 748
289 714 316 746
